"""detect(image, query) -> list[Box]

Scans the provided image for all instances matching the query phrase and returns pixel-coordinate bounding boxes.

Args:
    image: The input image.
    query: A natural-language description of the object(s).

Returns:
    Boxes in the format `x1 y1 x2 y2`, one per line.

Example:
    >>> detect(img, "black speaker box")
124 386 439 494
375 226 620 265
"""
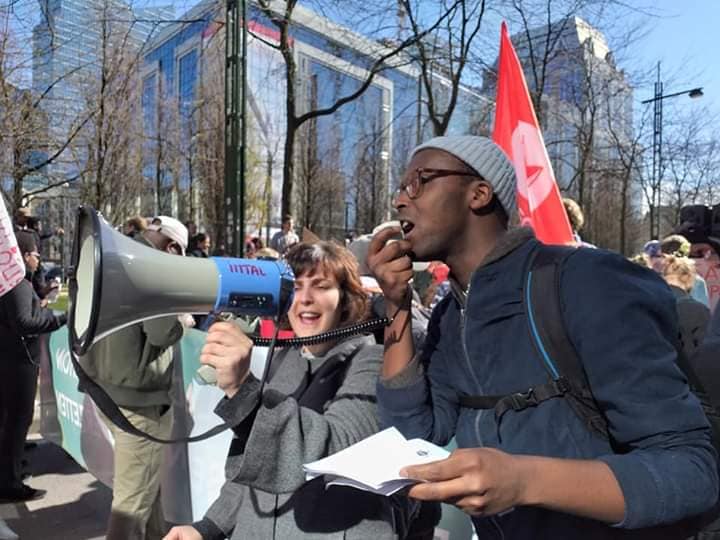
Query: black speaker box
679 205 711 235
712 205 720 238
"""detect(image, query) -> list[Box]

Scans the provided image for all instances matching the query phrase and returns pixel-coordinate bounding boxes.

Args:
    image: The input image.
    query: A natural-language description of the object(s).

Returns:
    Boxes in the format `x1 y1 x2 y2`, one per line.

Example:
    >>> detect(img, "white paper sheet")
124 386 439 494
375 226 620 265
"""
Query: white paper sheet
303 427 450 496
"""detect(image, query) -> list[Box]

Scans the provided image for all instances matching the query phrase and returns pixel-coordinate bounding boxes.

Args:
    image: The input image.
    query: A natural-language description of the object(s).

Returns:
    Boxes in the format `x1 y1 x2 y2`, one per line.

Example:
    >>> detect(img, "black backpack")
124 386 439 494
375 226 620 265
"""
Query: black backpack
458 245 720 536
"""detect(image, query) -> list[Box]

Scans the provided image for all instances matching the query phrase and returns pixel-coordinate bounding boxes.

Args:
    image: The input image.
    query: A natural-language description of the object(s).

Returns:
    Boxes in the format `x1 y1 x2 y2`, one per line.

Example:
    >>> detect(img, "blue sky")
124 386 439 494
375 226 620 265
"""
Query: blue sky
634 0 719 117
10 0 717 121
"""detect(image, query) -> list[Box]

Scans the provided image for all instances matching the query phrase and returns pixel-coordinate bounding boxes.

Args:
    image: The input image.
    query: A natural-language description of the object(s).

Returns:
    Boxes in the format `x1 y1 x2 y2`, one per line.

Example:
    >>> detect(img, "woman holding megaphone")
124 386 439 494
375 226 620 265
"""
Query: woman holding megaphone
164 241 423 540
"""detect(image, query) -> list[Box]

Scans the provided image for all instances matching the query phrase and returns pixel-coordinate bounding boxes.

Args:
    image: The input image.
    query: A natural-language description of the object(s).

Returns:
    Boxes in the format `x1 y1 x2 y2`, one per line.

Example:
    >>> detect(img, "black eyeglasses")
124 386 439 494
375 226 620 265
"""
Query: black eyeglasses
394 168 479 201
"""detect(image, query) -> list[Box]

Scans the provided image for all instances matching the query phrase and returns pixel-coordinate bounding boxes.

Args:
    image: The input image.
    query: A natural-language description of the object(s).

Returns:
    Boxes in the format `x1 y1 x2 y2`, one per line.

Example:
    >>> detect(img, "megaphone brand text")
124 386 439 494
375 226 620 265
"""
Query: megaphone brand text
227 263 267 277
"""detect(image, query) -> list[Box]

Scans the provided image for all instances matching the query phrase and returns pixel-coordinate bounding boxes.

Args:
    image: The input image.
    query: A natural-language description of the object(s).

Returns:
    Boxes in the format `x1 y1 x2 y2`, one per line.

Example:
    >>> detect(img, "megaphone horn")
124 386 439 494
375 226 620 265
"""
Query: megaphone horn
68 206 294 356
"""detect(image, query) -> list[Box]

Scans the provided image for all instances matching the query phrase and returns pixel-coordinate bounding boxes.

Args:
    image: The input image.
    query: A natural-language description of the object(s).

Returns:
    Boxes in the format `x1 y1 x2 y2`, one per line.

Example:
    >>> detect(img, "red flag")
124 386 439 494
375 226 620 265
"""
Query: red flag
492 22 574 245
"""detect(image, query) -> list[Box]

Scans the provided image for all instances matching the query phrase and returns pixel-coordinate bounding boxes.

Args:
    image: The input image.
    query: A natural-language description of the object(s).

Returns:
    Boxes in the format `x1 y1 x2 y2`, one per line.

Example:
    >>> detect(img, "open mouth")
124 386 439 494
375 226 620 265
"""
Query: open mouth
297 312 321 324
400 220 415 237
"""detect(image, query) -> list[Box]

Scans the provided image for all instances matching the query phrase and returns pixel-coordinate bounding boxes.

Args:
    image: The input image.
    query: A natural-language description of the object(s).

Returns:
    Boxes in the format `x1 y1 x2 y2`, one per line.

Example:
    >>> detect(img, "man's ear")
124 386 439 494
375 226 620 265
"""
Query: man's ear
468 180 495 214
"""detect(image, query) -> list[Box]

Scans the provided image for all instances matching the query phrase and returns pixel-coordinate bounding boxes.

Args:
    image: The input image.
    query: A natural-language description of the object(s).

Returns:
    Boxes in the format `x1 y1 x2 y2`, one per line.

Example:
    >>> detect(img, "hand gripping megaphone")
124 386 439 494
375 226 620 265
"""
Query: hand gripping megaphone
67 206 295 356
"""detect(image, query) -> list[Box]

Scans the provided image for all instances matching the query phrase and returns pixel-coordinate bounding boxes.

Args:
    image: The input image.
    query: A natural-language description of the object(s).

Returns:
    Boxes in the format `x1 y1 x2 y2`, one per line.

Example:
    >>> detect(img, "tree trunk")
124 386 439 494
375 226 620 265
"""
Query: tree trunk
282 116 296 218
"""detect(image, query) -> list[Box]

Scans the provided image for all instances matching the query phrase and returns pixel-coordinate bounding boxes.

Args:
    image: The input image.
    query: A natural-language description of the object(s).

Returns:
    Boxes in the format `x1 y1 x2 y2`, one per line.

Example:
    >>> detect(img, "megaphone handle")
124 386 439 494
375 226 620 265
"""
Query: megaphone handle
194 312 224 385
195 312 263 385
196 364 218 385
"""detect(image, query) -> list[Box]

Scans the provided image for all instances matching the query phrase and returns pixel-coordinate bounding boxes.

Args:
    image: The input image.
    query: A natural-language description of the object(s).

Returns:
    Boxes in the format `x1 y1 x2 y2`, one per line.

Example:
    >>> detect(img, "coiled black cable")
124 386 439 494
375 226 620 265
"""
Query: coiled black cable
251 317 391 348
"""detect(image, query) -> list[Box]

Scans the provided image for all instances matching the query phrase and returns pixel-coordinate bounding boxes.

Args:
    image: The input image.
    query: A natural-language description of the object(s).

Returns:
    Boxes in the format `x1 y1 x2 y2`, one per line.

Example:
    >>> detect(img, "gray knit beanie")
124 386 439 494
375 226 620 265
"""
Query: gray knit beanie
412 135 517 217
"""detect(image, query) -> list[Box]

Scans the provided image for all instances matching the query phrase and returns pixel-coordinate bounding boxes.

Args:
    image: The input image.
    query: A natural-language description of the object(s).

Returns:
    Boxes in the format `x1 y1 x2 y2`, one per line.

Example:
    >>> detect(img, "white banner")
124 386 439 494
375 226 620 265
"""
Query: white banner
0 198 25 297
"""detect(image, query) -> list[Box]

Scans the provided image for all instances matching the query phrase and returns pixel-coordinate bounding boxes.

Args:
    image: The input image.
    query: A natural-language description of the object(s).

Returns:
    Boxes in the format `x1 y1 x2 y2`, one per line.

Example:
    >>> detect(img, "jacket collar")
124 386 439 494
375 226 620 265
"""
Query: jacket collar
449 227 536 307
298 334 374 374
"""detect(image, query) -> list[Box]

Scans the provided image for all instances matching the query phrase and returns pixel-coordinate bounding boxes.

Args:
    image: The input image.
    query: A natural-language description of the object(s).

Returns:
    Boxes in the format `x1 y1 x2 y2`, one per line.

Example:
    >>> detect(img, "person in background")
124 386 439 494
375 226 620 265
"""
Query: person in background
243 237 264 258
13 208 63 300
660 234 710 308
0 232 66 503
80 216 189 540
660 254 720 539
270 215 299 256
124 216 148 239
26 215 64 247
628 252 651 268
254 246 279 260
562 197 595 248
661 254 710 359
251 237 264 252
189 233 211 258
164 241 426 540
368 134 717 538
12 206 31 230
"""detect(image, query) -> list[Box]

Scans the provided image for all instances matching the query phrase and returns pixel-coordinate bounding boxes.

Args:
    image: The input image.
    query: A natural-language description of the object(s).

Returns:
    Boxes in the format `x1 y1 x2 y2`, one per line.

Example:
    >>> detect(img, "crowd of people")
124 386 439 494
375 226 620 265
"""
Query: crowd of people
2 134 720 540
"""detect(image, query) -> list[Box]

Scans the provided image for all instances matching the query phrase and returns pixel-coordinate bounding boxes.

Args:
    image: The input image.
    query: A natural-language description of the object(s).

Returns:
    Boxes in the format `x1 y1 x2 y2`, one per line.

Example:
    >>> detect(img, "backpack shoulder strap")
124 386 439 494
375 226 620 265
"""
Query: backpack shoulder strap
525 245 585 383
525 244 609 439
458 244 609 441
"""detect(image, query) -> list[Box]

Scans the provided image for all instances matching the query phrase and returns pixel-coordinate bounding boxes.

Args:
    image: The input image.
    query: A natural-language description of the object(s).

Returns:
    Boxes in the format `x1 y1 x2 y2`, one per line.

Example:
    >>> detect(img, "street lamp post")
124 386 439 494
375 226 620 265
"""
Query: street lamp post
641 62 703 239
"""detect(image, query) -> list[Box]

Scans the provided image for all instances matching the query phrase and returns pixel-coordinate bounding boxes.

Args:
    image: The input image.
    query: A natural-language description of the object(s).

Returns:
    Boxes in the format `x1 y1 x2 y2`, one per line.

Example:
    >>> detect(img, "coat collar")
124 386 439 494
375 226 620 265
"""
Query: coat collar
268 334 374 395
449 227 536 307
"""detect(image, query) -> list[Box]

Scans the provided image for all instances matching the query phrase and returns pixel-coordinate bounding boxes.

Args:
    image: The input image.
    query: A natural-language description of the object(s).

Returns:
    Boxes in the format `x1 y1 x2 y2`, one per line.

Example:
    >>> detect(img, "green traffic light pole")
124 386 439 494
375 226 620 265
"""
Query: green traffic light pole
224 0 247 257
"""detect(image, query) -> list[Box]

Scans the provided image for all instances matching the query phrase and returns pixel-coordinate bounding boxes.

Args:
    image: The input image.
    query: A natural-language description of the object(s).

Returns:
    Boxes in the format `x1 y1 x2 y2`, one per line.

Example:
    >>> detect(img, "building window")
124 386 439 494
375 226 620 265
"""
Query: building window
178 48 198 120
142 73 157 134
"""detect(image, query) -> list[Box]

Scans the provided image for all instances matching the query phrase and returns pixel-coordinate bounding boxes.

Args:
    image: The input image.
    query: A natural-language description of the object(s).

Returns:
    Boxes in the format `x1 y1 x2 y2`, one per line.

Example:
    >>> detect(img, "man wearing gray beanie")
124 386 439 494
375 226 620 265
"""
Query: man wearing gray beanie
367 135 717 538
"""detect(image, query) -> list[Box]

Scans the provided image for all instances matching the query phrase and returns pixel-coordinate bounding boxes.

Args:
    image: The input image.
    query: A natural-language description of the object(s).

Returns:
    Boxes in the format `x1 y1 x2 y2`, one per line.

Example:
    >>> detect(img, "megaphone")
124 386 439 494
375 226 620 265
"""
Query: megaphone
68 206 294 356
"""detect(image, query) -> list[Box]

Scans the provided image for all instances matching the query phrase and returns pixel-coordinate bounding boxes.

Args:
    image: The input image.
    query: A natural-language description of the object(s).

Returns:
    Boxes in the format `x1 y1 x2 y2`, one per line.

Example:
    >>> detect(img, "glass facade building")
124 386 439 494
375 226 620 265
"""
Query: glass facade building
30 0 172 261
32 0 172 182
140 0 487 240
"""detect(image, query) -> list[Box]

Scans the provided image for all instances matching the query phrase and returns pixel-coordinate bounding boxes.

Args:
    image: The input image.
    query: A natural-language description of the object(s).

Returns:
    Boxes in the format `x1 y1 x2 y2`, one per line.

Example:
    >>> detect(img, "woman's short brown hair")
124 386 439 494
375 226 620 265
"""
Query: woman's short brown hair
284 241 368 326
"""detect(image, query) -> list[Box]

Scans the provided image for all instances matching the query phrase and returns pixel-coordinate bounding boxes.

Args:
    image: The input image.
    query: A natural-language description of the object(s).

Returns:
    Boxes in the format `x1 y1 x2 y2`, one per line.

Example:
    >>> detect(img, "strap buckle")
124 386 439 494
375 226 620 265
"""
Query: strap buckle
508 388 537 411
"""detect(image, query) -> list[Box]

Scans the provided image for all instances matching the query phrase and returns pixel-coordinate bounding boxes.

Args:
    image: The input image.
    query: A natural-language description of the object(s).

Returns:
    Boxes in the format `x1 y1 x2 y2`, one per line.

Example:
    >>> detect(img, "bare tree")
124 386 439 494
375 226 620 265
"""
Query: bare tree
402 0 486 137
252 0 459 217
192 13 227 248
660 106 720 234
0 6 98 210
352 115 386 233
602 100 648 254
65 1 156 225
295 111 323 233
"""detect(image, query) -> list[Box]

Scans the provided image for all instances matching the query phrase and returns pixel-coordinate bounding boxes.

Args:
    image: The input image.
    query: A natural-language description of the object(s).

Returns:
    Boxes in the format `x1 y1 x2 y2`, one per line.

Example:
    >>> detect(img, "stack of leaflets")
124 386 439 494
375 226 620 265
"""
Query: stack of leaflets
303 427 449 496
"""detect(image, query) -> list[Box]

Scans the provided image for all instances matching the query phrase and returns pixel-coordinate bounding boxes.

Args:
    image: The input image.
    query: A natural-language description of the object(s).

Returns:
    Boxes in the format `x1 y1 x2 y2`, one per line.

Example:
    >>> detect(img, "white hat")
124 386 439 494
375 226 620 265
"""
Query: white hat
148 216 188 254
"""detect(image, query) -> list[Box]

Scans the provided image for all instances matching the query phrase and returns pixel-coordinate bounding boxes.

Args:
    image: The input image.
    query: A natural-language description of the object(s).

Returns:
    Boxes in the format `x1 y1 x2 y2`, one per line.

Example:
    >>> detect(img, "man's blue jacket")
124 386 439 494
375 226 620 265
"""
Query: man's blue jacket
377 229 718 539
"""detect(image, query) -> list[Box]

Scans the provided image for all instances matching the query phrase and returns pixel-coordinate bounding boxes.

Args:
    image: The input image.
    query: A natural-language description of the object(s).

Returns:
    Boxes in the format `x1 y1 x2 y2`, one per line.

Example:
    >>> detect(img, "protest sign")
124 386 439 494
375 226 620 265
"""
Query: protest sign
0 198 25 297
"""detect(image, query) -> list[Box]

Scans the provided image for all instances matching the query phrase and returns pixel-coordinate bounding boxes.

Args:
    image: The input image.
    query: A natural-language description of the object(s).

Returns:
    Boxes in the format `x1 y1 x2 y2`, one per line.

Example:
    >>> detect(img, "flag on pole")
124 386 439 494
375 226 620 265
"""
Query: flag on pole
492 21 574 245
0 198 25 298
